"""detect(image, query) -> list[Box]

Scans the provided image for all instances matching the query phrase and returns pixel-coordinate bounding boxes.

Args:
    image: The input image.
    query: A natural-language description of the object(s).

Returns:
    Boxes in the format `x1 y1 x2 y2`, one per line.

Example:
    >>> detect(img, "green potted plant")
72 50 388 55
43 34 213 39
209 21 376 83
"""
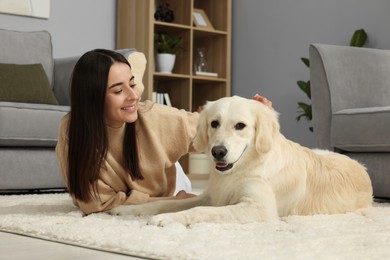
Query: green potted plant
296 29 368 132
155 33 183 73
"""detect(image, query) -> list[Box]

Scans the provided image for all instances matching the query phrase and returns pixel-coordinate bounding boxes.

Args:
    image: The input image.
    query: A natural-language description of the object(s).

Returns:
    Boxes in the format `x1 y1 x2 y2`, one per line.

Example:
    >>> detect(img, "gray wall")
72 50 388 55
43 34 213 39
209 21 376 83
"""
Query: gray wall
0 0 116 58
232 0 390 147
1 0 390 147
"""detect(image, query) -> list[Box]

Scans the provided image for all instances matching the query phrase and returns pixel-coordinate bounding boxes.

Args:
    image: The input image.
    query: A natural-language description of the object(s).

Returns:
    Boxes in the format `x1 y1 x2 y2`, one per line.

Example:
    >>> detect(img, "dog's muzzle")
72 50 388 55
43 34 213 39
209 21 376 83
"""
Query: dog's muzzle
212 145 233 172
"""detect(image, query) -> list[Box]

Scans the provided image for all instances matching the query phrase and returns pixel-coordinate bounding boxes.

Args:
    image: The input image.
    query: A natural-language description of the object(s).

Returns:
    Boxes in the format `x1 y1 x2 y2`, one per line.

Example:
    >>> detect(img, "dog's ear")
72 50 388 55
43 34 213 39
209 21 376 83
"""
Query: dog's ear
255 104 280 154
192 102 210 152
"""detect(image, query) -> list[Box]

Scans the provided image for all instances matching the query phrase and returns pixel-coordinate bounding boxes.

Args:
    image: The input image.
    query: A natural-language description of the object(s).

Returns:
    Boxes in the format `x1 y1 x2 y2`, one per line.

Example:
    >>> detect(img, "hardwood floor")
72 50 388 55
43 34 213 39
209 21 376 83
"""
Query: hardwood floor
0 231 143 260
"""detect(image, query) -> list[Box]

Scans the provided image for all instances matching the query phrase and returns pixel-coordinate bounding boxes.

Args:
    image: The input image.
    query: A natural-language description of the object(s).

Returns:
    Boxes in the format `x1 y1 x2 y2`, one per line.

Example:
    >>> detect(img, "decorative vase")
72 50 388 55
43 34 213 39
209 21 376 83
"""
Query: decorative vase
194 47 208 73
156 53 176 74
189 152 212 174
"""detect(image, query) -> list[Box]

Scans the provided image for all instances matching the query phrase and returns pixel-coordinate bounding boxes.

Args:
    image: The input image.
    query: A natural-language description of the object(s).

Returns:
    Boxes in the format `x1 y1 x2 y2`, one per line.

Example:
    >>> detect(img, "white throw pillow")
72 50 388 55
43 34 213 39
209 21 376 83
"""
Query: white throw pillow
127 51 146 95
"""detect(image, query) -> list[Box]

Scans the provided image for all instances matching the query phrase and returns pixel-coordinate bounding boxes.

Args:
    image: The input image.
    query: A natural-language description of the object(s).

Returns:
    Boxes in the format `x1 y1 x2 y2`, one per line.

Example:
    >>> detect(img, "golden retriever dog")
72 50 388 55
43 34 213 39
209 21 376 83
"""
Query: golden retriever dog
111 96 373 226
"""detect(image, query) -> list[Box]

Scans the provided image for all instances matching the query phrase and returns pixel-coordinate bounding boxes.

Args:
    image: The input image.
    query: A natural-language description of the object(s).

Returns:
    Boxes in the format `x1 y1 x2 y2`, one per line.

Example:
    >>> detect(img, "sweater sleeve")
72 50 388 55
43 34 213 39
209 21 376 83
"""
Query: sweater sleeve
73 177 150 214
55 116 150 214
150 101 200 154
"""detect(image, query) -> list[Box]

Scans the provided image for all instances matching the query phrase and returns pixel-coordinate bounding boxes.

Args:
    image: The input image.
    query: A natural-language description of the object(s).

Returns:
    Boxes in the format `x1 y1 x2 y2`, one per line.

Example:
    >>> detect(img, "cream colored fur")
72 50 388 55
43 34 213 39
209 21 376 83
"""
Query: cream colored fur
111 96 373 226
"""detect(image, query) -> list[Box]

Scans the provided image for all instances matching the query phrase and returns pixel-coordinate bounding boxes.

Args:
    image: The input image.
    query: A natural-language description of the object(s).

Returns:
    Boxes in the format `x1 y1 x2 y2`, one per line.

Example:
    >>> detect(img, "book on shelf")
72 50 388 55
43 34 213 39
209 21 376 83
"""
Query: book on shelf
152 91 172 107
152 92 157 103
195 71 218 77
163 93 172 107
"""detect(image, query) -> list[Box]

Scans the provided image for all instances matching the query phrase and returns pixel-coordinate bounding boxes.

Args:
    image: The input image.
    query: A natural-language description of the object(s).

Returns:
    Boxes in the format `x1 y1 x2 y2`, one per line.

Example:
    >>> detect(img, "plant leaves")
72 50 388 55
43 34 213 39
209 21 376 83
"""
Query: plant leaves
350 29 367 47
156 33 183 54
296 102 312 121
297 80 311 99
301 57 310 68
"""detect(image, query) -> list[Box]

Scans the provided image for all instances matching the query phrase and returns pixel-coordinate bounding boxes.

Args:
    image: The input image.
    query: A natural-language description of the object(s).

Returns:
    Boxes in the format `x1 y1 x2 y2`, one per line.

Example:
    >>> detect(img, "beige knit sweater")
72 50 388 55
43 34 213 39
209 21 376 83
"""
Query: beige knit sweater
55 100 199 214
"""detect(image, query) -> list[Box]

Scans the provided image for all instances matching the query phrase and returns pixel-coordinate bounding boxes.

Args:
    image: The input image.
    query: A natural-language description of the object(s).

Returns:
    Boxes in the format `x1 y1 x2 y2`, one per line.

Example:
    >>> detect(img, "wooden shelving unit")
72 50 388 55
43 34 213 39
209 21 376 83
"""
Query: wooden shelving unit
116 0 232 172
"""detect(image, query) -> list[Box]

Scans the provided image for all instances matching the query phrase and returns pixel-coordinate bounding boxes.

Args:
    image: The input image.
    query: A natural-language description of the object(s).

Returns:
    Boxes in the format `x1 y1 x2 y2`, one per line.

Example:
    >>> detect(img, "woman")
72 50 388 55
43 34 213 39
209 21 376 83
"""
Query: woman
56 49 272 214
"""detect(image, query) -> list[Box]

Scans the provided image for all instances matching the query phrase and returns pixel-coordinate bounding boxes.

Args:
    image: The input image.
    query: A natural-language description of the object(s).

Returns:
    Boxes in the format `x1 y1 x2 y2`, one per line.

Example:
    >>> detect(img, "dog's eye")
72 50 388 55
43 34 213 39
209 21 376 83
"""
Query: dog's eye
211 120 220 128
235 122 246 130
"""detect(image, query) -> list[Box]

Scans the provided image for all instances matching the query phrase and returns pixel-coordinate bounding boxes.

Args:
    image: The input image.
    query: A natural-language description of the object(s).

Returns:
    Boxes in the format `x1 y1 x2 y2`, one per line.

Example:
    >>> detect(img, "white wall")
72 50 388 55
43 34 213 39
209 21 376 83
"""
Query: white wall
232 0 390 147
0 0 116 58
1 0 390 147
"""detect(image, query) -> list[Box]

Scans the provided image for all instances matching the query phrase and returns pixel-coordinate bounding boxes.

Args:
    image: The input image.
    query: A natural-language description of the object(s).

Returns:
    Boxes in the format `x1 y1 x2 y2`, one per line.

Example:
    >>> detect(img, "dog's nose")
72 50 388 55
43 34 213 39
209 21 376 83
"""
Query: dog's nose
212 145 227 160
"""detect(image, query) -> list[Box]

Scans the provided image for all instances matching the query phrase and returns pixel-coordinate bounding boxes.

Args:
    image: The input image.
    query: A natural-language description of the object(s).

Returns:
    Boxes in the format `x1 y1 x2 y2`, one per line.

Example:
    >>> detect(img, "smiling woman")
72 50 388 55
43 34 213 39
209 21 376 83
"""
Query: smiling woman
0 0 50 19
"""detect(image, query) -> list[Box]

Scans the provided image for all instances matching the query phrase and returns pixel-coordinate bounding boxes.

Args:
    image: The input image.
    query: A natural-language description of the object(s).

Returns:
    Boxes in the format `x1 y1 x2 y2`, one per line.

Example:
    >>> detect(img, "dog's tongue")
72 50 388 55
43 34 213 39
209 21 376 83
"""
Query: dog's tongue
216 162 228 167
215 162 233 171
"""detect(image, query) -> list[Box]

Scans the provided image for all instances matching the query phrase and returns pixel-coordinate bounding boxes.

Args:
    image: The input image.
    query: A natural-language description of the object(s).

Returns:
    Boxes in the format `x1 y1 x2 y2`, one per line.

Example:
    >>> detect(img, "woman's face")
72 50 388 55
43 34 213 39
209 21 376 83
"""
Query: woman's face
104 62 140 128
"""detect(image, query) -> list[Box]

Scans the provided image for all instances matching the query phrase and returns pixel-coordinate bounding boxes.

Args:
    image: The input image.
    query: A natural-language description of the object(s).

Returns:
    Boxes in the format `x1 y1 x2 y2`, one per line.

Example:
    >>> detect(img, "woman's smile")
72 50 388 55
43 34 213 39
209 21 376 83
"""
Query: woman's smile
121 104 137 112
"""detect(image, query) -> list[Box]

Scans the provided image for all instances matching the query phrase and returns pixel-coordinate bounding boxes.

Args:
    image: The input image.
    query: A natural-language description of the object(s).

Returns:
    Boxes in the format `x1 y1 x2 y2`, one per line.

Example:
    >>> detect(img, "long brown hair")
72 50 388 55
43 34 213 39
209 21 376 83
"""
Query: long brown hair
68 49 143 202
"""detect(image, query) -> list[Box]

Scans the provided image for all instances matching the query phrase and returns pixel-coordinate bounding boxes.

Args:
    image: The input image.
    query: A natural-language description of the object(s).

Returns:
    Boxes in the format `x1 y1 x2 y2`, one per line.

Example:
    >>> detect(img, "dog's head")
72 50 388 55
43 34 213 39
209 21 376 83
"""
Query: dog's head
193 96 280 174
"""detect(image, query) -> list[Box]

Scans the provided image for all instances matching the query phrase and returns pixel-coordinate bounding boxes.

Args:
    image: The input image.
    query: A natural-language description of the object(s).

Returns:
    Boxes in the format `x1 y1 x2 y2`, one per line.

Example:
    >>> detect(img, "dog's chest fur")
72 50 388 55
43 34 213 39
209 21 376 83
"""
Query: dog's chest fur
204 172 252 206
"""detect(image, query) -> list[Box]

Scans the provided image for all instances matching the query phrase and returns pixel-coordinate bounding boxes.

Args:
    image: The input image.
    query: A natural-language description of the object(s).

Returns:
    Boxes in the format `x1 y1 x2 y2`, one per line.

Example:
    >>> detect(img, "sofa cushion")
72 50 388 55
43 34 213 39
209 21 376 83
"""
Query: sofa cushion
0 63 58 105
331 106 390 152
127 51 146 95
0 102 69 147
0 29 54 86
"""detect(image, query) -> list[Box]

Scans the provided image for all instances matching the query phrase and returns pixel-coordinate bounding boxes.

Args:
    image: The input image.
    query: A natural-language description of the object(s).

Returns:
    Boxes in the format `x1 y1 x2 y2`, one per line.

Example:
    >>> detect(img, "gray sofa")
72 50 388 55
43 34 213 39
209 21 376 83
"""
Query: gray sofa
310 43 390 198
0 29 136 193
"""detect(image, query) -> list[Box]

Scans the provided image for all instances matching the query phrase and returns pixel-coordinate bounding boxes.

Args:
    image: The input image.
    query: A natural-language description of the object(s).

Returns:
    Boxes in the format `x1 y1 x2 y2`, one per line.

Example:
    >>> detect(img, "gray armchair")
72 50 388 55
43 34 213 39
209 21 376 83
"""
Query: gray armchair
310 43 390 198
0 28 137 193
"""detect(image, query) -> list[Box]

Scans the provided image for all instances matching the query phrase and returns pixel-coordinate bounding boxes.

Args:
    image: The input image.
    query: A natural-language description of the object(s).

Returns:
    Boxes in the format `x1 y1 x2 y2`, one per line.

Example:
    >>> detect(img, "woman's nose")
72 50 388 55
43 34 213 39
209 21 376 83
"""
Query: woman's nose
125 86 139 100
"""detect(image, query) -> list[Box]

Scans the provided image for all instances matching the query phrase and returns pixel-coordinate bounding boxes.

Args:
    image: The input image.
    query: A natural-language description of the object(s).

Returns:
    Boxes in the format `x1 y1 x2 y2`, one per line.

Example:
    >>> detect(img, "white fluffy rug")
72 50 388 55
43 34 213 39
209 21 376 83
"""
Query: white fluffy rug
0 193 390 260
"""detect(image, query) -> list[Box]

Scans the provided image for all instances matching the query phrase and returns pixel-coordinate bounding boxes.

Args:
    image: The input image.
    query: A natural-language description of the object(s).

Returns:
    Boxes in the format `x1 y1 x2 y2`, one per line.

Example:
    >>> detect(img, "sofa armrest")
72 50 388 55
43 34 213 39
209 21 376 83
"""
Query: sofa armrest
309 44 333 149
310 43 390 150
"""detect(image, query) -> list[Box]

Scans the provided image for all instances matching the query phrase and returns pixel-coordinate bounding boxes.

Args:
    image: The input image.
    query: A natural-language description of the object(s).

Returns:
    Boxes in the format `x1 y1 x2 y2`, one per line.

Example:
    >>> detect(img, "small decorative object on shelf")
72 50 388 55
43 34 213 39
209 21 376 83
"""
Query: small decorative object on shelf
193 8 214 30
156 53 176 74
195 71 218 77
189 152 211 174
194 47 218 77
155 33 183 73
194 47 208 73
154 0 174 23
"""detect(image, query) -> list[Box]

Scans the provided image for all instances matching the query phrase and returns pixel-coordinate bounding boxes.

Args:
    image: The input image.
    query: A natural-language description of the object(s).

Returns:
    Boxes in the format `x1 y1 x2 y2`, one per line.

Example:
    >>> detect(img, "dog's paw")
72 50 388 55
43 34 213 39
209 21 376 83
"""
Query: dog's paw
148 213 193 227
148 213 178 227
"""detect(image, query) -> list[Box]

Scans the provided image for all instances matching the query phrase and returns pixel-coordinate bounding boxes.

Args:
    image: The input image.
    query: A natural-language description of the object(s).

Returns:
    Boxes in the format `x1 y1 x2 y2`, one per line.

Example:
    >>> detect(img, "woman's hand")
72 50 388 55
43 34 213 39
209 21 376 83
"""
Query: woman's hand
252 94 273 109
175 190 197 199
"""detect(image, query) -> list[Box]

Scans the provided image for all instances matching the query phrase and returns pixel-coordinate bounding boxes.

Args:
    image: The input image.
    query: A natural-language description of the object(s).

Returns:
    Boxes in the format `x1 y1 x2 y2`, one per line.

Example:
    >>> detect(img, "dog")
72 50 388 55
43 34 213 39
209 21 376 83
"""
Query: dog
111 96 373 226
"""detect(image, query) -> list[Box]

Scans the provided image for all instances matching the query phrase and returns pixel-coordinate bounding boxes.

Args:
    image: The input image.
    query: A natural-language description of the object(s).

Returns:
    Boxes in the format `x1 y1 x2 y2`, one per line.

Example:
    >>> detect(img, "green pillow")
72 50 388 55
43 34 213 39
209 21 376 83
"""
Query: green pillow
0 63 58 105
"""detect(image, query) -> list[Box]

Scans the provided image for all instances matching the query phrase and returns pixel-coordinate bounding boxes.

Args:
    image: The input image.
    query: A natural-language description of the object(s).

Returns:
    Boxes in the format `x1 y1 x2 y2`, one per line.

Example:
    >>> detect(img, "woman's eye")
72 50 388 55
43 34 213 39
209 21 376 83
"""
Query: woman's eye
211 120 219 128
130 83 137 88
235 122 246 130
115 89 123 94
